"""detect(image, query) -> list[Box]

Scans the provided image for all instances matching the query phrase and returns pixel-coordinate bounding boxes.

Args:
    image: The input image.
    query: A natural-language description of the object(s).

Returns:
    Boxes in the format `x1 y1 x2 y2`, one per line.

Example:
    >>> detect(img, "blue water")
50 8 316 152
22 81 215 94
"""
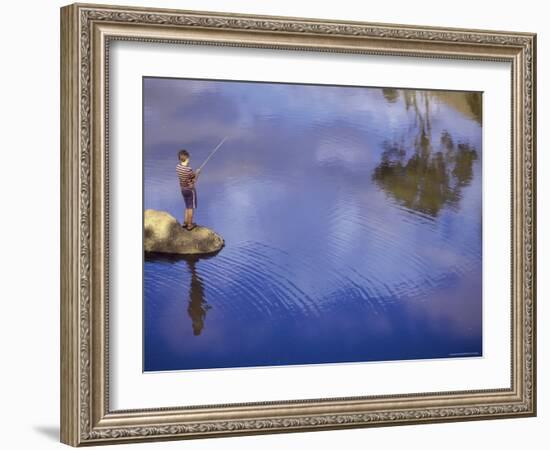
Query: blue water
143 78 482 372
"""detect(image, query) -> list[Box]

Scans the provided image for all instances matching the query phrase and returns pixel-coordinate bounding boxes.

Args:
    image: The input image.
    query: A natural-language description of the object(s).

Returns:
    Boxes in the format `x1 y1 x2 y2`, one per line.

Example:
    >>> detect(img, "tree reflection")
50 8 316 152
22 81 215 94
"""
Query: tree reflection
382 88 400 103
373 90 479 216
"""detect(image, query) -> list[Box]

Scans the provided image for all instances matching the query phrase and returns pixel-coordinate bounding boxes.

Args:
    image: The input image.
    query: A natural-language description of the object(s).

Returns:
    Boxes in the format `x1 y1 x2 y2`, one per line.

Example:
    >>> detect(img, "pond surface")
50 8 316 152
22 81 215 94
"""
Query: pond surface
143 77 482 372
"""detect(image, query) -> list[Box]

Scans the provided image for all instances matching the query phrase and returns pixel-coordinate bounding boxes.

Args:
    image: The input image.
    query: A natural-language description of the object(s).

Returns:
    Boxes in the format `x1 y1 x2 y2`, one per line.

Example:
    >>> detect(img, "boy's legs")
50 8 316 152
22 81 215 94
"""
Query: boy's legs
184 208 194 226
182 188 197 228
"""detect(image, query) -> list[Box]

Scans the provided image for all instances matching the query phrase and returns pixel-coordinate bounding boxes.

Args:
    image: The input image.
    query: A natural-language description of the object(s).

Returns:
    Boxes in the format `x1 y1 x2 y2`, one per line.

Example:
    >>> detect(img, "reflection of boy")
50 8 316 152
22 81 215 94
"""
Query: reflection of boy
176 149 201 230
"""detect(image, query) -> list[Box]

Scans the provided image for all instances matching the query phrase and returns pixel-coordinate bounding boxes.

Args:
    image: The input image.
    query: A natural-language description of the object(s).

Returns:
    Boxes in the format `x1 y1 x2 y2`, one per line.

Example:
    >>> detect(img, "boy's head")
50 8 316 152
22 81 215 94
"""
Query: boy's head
178 149 190 163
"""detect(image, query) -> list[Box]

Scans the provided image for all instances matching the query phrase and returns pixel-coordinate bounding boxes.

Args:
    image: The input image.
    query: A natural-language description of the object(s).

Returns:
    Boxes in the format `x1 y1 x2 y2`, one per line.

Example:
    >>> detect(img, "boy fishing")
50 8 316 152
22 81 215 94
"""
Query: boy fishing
177 149 200 230
176 137 228 231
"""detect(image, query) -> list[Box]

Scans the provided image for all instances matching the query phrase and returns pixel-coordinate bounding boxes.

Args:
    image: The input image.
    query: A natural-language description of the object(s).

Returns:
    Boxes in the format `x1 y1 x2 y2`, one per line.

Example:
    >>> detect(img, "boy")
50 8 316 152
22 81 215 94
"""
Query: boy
176 149 201 230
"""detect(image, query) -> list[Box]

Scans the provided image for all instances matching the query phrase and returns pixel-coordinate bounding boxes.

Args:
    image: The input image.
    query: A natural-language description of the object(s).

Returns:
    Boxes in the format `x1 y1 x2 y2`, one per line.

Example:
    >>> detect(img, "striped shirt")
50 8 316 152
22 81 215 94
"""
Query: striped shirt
176 163 196 189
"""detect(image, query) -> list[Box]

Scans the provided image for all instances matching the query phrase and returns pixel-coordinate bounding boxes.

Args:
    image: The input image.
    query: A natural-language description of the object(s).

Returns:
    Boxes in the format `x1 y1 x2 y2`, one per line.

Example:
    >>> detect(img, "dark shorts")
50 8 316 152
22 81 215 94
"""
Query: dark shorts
181 188 197 209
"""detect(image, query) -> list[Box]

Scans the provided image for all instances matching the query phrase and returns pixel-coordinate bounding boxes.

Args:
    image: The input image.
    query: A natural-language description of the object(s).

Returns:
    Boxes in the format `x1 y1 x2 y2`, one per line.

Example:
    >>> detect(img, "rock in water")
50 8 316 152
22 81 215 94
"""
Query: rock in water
144 209 224 255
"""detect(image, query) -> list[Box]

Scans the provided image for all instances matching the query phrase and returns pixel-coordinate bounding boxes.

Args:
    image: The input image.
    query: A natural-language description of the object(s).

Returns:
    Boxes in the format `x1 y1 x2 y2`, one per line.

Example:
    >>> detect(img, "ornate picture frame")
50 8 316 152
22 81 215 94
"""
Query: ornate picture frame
60 2 536 446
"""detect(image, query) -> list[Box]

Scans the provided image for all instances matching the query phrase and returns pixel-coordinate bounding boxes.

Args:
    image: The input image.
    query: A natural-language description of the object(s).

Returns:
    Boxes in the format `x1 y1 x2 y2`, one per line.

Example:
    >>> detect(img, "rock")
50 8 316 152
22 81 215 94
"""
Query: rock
144 209 224 255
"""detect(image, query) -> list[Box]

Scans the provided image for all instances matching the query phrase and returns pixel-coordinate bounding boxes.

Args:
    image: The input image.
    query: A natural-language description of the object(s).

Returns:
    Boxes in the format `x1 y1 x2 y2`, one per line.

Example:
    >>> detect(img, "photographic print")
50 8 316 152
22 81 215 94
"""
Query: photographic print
143 76 482 372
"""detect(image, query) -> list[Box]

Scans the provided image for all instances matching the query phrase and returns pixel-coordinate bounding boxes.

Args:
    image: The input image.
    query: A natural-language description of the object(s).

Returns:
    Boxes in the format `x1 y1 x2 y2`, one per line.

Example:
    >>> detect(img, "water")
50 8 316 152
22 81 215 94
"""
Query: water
143 78 482 372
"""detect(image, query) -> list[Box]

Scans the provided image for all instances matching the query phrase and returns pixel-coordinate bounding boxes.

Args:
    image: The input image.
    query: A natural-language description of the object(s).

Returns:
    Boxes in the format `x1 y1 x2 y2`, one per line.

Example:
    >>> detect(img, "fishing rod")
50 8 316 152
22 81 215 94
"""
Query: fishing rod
197 136 229 173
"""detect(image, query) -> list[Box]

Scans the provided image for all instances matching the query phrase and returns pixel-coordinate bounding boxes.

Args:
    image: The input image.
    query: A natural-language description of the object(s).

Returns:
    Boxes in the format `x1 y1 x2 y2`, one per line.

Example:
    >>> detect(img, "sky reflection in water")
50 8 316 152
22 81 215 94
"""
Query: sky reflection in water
143 78 482 372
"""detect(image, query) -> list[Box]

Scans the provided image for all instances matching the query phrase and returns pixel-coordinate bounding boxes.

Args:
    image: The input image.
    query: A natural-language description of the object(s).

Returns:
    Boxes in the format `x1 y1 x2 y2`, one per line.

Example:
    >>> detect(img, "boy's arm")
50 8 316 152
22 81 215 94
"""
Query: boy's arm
189 168 200 187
